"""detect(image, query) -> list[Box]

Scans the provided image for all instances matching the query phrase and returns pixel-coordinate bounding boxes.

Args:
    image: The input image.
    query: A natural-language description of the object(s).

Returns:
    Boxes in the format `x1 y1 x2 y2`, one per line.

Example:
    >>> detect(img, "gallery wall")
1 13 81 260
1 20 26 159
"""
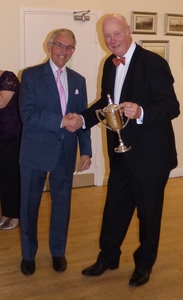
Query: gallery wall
1 0 183 183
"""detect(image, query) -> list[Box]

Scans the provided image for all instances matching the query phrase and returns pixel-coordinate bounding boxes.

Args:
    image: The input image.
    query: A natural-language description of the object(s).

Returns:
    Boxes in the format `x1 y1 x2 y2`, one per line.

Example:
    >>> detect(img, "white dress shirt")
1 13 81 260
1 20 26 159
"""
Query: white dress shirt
113 42 143 124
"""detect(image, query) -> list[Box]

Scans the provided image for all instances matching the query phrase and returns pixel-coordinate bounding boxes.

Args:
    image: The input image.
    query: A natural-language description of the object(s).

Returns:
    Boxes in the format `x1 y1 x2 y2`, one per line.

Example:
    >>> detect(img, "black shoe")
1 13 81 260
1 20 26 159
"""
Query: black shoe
129 268 151 287
52 257 67 272
20 259 35 275
82 261 119 276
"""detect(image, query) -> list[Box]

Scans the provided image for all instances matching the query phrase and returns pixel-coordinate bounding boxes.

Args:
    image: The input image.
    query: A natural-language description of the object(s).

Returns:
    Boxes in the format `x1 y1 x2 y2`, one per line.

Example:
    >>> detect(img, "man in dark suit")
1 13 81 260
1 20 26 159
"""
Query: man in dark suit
70 14 180 286
19 29 92 275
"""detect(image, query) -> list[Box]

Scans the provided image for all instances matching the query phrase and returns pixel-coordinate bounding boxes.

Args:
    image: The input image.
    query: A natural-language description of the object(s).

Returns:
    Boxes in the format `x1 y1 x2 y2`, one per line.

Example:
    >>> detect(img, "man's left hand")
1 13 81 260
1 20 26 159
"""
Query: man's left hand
119 102 142 119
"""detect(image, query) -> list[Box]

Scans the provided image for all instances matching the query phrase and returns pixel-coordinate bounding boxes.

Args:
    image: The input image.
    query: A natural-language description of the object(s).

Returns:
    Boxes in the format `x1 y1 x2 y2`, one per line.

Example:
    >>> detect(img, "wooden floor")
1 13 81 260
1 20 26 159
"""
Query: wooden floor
0 177 183 300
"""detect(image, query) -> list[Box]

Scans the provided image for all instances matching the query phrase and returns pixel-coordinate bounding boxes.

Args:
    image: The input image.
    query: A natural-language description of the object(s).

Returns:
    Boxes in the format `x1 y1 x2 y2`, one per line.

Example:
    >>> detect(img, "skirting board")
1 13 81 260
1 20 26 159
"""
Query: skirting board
43 173 94 191
43 168 183 191
72 173 94 188
170 168 183 178
103 168 183 186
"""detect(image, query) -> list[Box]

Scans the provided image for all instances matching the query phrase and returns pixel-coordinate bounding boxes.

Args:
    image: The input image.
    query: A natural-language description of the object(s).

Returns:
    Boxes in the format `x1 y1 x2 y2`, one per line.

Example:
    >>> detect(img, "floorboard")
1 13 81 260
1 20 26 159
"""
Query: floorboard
0 177 183 299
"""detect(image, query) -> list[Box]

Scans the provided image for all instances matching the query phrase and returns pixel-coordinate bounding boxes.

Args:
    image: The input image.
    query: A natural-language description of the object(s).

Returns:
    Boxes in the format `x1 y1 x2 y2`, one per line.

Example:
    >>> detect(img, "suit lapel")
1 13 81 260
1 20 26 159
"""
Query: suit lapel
66 68 76 113
106 55 116 100
119 44 142 103
43 61 62 111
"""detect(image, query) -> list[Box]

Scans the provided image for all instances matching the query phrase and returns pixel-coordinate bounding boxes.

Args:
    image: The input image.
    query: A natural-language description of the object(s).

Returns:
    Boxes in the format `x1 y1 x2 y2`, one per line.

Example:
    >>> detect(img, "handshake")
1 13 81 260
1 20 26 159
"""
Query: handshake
62 113 84 132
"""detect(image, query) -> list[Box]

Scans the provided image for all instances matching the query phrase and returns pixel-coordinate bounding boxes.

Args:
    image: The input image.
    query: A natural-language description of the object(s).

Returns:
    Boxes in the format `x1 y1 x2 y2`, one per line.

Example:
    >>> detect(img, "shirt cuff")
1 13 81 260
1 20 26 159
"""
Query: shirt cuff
136 106 144 124
80 115 86 129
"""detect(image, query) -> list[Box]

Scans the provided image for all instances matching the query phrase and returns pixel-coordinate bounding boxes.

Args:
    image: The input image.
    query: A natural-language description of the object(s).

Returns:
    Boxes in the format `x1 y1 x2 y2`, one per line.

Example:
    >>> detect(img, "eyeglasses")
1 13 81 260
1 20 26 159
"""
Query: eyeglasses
51 42 75 52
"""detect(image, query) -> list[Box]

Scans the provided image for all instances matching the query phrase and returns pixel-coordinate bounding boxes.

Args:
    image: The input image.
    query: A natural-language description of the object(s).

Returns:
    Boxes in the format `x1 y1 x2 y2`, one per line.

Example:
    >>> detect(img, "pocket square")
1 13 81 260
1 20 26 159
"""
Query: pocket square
75 89 79 94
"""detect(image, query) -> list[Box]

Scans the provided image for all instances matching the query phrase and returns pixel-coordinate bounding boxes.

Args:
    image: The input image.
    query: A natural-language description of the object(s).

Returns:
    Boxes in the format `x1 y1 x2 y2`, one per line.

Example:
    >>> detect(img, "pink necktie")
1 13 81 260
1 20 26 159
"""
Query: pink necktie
56 69 66 115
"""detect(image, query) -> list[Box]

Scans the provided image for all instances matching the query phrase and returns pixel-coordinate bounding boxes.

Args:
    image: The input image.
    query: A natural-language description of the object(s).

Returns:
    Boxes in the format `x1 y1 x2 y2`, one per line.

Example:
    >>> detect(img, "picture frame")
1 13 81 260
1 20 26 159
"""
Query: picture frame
141 40 169 62
165 13 183 36
131 11 157 34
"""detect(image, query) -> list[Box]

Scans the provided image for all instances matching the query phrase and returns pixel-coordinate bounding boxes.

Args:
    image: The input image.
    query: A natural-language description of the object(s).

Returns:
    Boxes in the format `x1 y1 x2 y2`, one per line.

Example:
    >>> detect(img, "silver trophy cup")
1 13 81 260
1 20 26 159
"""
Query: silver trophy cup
95 94 131 153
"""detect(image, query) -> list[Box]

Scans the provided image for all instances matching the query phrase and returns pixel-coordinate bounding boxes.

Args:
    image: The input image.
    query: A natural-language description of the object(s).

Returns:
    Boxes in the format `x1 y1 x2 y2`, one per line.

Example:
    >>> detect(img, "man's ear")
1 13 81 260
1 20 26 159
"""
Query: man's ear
126 26 131 36
47 42 51 53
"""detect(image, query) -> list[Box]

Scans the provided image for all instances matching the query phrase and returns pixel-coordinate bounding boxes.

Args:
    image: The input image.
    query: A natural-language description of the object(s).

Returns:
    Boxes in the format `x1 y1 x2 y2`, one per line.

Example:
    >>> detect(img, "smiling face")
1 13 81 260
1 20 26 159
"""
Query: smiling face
47 32 75 69
102 14 132 57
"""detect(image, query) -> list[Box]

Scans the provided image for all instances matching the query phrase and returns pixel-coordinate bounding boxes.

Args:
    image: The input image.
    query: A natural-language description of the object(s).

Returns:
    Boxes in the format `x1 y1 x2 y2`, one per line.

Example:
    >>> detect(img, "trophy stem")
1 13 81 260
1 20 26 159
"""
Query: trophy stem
115 130 131 153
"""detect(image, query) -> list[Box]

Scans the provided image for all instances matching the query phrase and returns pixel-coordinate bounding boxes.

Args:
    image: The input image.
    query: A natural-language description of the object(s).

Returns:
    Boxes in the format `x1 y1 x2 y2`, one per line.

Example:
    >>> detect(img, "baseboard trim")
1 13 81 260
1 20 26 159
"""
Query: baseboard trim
43 173 94 191
72 173 94 188
170 168 183 178
43 168 183 191
103 168 183 187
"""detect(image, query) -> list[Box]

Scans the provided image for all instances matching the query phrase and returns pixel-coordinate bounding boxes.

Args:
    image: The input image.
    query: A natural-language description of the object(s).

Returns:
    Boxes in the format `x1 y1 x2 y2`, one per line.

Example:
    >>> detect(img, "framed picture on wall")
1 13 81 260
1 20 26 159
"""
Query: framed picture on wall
131 11 157 34
141 40 169 61
165 13 183 36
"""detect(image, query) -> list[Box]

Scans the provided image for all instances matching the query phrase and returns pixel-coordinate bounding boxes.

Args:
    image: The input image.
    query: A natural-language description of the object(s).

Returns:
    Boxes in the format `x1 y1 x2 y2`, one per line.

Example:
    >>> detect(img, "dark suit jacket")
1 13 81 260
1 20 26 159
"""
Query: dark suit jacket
82 44 180 180
19 60 92 175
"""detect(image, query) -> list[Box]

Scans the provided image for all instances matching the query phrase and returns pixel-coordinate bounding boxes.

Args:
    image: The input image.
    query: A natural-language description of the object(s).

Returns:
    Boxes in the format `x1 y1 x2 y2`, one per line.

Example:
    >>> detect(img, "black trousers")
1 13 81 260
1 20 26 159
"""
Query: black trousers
0 135 21 218
98 153 169 271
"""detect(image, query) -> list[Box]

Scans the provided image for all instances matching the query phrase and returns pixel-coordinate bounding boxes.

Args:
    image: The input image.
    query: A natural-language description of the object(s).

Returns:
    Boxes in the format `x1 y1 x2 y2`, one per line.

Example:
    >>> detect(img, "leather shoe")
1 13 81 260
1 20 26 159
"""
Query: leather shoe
0 218 9 226
129 268 151 287
20 259 35 275
52 257 67 272
1 219 19 230
82 261 119 276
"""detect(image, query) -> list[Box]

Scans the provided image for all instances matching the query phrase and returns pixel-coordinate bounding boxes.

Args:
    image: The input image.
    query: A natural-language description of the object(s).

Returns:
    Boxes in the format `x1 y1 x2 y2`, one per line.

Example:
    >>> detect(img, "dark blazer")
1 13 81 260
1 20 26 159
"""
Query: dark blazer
19 60 92 175
82 44 180 180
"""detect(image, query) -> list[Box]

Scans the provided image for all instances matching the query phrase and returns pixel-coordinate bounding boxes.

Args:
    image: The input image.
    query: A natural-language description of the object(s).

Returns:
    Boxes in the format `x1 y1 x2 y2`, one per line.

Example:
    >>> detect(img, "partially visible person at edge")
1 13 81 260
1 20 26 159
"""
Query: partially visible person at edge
67 14 180 287
19 28 92 276
0 70 21 230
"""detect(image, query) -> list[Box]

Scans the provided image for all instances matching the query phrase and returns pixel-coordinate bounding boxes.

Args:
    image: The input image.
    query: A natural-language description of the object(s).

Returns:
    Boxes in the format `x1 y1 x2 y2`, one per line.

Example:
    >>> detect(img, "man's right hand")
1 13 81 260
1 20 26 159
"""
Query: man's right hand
62 113 83 132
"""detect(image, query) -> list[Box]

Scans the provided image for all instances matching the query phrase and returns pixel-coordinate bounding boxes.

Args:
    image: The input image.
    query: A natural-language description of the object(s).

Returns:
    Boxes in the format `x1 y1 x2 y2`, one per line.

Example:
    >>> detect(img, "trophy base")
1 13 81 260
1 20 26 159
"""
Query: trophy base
114 145 131 153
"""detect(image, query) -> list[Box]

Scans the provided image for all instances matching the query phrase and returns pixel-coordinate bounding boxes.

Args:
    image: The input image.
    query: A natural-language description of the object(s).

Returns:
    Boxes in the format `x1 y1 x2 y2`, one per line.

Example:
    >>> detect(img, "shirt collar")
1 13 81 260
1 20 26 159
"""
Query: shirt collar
49 58 66 75
117 41 136 65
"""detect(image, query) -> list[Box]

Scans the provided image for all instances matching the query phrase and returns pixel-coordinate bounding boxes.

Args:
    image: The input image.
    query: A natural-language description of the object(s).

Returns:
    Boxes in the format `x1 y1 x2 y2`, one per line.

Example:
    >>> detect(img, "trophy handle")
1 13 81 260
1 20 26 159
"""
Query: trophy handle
122 117 129 128
118 106 129 128
95 109 112 131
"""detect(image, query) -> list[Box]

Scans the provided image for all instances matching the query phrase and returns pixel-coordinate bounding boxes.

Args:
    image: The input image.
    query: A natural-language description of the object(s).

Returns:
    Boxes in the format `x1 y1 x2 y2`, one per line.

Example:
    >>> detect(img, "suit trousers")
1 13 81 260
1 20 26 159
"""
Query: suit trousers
98 153 169 271
20 144 73 260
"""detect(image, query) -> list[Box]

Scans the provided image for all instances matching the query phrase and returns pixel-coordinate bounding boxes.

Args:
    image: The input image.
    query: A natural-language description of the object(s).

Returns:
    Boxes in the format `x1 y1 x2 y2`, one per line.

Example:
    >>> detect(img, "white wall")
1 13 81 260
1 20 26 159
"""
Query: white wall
1 0 183 183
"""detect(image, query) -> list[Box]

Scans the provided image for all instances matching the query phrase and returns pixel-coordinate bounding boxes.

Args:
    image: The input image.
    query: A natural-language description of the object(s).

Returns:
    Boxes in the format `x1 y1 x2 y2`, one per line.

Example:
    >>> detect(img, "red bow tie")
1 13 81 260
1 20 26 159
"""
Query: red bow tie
112 57 125 67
